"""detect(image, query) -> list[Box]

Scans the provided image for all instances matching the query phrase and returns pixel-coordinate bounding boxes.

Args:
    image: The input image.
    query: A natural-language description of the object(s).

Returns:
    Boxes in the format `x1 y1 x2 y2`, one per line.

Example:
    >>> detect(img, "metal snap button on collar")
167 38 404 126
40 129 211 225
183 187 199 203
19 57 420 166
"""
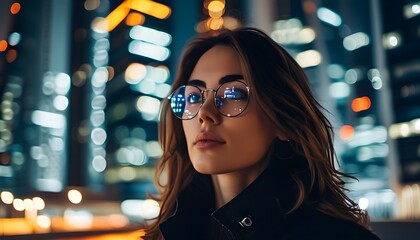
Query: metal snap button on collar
239 216 253 228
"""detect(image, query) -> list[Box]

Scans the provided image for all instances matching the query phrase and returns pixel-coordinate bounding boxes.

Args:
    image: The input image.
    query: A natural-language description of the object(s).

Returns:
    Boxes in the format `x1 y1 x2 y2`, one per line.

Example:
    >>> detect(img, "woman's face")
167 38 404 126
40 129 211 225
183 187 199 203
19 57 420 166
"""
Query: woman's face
182 44 278 175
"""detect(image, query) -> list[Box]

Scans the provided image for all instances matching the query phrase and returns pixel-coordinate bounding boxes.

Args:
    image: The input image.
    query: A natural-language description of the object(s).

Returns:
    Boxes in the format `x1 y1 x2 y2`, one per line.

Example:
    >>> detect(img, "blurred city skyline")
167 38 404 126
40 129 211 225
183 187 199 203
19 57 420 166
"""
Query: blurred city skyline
1 0 420 238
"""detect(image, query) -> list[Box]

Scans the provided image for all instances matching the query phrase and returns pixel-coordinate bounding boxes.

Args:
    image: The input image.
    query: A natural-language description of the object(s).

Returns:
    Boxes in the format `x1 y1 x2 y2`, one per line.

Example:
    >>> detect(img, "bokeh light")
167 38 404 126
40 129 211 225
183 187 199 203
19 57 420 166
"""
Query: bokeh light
68 189 83 204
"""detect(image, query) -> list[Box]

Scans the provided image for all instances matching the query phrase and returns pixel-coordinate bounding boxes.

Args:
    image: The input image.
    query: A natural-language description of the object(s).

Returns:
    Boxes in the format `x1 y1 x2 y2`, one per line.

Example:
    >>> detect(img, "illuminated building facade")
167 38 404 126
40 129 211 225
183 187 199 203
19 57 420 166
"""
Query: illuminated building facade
0 0 73 192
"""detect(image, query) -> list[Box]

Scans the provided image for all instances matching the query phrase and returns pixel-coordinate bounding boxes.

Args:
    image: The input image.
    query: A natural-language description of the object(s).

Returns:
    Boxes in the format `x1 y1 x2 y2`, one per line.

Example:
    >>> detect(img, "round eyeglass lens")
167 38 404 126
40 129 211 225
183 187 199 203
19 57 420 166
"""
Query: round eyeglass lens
170 85 202 119
216 81 249 117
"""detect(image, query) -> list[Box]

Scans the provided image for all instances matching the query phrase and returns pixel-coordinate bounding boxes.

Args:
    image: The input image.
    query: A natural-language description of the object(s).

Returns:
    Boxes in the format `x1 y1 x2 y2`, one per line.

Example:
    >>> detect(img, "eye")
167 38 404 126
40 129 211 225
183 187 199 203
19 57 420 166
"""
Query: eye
215 97 224 108
187 92 202 104
223 87 247 100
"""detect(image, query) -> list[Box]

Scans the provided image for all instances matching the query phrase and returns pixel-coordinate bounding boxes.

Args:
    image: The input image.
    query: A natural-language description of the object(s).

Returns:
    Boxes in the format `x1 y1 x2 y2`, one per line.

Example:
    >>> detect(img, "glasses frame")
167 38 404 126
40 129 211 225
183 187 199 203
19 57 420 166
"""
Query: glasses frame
167 80 251 120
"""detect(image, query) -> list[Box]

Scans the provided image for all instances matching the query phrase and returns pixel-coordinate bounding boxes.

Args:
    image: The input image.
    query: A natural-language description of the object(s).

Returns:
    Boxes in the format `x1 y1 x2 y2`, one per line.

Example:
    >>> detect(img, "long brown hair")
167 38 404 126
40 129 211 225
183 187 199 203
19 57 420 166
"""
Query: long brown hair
144 27 368 239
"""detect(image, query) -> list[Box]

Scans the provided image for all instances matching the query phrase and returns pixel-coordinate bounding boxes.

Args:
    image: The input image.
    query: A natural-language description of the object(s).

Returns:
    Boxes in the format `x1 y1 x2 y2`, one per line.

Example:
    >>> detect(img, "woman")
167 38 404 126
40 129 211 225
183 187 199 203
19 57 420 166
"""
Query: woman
144 28 380 239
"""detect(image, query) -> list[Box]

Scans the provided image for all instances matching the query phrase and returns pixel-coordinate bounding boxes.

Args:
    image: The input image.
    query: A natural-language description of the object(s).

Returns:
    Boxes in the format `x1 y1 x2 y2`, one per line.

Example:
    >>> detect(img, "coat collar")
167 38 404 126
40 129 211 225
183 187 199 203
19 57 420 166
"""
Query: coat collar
160 140 301 239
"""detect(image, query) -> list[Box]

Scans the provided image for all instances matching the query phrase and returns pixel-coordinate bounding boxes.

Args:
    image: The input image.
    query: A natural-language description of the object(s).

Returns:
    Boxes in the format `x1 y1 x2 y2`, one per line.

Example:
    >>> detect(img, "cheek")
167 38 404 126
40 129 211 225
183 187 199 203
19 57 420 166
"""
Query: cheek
236 124 274 148
235 107 277 139
225 115 277 160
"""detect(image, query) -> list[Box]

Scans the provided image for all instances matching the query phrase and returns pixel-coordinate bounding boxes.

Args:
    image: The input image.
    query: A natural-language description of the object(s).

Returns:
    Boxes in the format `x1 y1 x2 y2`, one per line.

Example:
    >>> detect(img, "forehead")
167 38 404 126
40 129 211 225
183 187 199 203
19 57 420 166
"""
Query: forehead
188 45 243 86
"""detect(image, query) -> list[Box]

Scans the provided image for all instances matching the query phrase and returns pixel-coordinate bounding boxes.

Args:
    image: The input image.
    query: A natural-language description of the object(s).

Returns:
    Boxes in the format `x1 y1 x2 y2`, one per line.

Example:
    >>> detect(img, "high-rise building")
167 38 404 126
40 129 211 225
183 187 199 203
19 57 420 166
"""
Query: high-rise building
381 0 420 219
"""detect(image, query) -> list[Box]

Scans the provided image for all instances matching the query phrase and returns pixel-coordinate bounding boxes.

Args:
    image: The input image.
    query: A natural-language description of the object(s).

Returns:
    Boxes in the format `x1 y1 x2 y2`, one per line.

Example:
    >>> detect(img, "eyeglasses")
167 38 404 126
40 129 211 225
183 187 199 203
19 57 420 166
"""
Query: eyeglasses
168 80 250 120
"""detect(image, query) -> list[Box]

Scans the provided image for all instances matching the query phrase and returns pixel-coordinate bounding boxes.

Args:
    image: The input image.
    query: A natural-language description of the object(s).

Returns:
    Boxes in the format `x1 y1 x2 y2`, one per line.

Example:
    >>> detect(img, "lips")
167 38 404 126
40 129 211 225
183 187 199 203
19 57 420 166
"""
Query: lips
194 132 225 148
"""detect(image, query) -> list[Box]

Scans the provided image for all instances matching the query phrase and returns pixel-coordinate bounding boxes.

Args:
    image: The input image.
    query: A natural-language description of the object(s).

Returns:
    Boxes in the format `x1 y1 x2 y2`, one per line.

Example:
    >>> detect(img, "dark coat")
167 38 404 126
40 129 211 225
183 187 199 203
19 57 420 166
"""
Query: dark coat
159 142 381 240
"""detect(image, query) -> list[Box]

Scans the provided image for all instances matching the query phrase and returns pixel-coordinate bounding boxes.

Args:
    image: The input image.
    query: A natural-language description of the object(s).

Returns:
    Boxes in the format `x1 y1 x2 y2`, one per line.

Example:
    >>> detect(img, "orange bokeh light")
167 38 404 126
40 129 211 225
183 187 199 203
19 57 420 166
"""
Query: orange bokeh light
104 2 130 32
303 0 317 14
0 153 10 165
125 12 145 26
339 125 355 141
6 49 18 63
0 218 33 235
127 0 171 19
10 2 21 14
351 96 371 112
0 40 8 52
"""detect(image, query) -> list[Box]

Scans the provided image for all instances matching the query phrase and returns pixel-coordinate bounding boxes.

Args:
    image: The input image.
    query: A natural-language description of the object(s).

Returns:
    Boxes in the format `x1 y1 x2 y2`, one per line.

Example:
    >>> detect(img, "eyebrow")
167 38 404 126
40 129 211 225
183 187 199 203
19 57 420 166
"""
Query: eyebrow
187 74 244 88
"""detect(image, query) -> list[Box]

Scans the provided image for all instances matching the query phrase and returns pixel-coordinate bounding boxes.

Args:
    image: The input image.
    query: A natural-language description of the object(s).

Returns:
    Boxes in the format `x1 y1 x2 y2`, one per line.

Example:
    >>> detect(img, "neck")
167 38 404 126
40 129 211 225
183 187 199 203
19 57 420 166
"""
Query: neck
211 159 270 209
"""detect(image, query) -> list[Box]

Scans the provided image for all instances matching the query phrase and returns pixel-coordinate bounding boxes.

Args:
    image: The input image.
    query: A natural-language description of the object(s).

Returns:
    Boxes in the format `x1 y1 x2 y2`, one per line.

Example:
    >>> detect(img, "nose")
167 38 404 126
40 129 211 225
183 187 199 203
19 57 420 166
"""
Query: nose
197 89 221 125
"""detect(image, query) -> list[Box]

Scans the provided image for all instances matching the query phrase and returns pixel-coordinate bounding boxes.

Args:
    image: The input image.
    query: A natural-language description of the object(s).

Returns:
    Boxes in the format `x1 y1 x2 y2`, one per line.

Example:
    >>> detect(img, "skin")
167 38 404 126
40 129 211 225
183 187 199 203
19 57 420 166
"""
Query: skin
182 45 281 208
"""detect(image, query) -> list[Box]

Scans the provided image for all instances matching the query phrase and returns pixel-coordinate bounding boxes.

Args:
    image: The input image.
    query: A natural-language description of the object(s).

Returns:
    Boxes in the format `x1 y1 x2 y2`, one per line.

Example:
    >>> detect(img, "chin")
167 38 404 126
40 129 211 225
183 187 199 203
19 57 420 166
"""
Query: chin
193 165 220 175
192 162 234 175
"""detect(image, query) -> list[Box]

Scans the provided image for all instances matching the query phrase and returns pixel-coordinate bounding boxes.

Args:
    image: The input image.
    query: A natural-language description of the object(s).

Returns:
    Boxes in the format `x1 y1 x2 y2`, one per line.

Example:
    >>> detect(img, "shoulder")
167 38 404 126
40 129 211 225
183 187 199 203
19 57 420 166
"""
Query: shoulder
282 206 381 240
